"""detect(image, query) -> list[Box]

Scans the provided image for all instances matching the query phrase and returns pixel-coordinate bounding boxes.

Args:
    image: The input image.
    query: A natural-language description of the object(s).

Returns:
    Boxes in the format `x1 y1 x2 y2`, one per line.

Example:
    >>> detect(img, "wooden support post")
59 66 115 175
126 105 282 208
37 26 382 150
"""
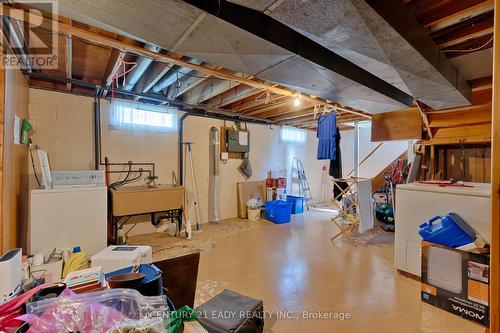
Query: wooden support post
420 145 427 181
65 35 72 90
416 100 433 140
0 65 4 252
429 145 435 180
490 1 500 331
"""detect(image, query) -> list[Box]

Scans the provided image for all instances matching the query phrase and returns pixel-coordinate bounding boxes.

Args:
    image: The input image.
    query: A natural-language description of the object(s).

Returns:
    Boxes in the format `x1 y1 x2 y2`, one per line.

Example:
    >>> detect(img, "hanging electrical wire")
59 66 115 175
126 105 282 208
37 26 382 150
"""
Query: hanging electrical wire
441 36 494 53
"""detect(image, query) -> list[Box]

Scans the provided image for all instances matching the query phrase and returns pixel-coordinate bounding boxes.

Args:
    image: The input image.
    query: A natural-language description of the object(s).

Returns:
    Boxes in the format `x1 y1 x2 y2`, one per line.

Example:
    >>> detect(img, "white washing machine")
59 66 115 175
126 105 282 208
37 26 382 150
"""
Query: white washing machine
29 184 107 259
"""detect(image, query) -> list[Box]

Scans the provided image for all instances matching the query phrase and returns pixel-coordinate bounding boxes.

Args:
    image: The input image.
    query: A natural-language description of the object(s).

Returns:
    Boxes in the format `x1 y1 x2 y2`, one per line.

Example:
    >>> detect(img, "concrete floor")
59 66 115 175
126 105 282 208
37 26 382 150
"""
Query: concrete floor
196 208 484 333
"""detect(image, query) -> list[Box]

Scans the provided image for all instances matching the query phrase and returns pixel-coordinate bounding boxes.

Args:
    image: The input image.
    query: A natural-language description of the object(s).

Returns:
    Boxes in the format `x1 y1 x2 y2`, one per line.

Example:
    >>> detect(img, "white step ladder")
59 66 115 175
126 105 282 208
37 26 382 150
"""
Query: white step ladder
291 158 315 210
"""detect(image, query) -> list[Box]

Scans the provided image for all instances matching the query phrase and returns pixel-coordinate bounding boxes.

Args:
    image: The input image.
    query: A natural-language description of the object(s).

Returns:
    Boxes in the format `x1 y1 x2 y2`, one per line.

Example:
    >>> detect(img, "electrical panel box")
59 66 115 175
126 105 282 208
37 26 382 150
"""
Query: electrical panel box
227 129 250 153
51 170 105 187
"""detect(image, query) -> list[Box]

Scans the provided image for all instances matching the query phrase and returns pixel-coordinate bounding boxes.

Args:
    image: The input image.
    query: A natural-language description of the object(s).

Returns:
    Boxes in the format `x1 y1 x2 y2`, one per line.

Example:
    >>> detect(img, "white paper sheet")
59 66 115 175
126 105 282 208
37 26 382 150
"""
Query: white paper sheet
239 131 248 146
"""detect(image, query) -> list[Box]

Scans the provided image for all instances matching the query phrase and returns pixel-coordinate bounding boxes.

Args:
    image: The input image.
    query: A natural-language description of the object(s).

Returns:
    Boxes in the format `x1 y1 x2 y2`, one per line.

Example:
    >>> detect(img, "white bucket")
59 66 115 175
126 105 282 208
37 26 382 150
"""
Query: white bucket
247 208 260 221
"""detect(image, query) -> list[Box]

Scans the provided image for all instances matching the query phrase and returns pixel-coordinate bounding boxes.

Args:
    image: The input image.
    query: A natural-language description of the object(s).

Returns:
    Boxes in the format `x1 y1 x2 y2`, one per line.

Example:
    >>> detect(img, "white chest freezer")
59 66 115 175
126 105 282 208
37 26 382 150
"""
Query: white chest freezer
29 185 108 259
395 182 491 277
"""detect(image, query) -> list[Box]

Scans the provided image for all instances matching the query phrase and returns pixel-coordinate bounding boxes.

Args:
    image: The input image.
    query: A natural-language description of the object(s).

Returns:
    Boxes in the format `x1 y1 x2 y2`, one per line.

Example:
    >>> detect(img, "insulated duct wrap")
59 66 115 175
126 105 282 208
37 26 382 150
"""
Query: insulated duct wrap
209 127 221 222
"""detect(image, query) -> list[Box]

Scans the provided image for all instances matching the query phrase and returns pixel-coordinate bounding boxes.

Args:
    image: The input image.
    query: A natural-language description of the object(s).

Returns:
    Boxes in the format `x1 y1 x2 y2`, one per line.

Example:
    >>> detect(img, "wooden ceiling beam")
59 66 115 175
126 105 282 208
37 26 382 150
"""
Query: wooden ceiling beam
421 0 494 32
242 98 296 116
441 32 493 58
229 93 285 113
280 113 362 126
141 63 170 93
432 11 494 48
426 102 492 114
166 74 208 99
2 5 370 119
269 107 317 121
101 49 126 96
205 84 258 107
428 108 491 128
416 101 433 140
168 65 223 99
469 75 493 89
182 79 240 105
257 103 313 119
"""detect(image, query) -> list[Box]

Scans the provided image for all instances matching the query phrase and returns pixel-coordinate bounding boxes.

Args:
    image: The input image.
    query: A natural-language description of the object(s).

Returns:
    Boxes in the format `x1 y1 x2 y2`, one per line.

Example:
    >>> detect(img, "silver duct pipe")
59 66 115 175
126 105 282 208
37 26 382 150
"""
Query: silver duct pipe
151 58 203 93
123 44 160 91
208 126 221 222
2 17 32 72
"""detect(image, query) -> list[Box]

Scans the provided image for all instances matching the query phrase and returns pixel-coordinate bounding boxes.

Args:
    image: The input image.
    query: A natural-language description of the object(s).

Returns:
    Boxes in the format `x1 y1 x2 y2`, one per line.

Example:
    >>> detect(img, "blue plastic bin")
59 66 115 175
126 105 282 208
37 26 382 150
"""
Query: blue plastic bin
286 195 304 214
418 212 476 248
265 200 292 224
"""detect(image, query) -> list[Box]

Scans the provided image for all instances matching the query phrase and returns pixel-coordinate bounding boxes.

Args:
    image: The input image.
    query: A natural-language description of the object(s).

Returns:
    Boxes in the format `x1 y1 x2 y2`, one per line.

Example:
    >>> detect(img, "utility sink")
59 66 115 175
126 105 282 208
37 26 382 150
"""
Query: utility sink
110 185 184 216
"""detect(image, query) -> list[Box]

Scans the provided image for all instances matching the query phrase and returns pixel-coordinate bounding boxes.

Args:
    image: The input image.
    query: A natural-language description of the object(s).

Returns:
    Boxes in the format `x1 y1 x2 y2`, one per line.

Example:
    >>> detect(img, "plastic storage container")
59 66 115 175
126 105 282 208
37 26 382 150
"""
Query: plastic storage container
265 200 292 224
418 212 476 248
286 195 304 214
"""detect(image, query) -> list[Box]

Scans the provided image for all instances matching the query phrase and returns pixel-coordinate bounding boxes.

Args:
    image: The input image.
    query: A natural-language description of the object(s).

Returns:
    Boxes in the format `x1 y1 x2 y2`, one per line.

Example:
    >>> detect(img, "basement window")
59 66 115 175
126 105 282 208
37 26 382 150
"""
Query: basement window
281 126 307 145
110 99 176 132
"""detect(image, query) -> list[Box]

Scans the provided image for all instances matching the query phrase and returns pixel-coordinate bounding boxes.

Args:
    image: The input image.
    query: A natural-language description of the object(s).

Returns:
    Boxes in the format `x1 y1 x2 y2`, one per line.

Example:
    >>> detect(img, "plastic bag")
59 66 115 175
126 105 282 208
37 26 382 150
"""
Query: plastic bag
20 288 167 333
164 306 198 333
106 317 165 333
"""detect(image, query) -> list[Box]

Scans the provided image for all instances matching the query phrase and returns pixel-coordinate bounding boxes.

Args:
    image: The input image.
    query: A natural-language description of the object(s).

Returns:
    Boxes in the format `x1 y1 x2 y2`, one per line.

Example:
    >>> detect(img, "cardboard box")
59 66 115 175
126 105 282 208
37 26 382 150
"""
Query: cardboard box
421 241 489 326
266 188 274 202
275 177 286 188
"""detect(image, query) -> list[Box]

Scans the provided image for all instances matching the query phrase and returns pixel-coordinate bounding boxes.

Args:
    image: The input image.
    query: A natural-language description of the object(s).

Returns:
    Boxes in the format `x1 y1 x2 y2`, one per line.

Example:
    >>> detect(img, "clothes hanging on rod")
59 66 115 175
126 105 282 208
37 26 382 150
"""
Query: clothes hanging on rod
329 127 342 178
316 112 337 160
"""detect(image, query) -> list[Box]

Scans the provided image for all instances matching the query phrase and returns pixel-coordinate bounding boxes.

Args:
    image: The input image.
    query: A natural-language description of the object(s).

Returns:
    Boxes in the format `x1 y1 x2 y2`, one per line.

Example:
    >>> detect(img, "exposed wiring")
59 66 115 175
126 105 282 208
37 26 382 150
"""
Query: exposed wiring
442 36 494 53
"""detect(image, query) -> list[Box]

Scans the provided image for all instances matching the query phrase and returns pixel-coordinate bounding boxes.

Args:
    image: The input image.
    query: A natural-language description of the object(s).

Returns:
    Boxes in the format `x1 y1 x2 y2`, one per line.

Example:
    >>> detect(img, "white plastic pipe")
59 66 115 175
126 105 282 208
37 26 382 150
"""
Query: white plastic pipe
354 121 360 177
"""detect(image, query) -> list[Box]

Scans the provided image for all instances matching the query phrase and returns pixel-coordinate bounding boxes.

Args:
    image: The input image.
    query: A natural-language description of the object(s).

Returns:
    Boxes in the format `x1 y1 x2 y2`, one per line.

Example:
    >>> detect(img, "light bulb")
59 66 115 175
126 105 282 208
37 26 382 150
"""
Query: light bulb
293 95 301 106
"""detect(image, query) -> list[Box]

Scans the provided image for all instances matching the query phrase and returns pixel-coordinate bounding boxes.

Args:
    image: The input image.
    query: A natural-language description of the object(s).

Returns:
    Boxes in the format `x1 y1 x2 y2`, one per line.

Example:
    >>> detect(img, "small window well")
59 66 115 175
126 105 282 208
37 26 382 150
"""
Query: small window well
281 126 307 145
110 100 176 131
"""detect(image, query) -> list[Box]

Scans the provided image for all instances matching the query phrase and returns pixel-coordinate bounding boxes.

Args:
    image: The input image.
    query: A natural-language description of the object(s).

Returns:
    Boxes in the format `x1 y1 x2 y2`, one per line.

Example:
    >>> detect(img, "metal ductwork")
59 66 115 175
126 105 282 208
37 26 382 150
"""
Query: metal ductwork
2 17 32 72
123 44 160 91
151 57 204 93
49 0 473 113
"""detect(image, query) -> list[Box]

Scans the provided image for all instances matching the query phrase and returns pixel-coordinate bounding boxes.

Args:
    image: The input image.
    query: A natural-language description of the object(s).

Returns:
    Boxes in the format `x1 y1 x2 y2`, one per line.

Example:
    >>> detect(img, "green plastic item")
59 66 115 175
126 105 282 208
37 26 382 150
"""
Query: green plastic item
21 119 32 144
164 305 199 333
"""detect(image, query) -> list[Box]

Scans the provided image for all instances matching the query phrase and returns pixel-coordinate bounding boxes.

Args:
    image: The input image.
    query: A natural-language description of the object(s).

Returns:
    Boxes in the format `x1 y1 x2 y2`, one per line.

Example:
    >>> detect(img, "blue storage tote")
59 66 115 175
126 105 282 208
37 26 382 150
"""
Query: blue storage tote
286 195 304 214
418 212 476 248
265 200 292 224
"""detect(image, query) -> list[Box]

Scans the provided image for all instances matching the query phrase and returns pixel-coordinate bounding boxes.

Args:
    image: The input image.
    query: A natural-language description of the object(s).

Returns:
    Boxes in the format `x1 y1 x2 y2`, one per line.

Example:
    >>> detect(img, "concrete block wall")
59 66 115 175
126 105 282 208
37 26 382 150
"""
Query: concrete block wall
29 89 178 185
28 89 405 236
27 89 328 236
29 89 95 170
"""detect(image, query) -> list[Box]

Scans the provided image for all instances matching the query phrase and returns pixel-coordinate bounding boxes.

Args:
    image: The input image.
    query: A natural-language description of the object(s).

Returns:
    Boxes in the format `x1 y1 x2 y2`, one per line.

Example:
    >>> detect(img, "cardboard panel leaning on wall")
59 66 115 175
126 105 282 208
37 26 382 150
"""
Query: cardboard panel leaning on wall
2 68 29 252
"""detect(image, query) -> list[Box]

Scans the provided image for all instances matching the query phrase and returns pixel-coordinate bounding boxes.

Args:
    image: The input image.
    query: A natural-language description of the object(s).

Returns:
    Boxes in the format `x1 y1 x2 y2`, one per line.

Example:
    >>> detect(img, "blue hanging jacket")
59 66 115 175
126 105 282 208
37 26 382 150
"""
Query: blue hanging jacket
317 113 337 160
